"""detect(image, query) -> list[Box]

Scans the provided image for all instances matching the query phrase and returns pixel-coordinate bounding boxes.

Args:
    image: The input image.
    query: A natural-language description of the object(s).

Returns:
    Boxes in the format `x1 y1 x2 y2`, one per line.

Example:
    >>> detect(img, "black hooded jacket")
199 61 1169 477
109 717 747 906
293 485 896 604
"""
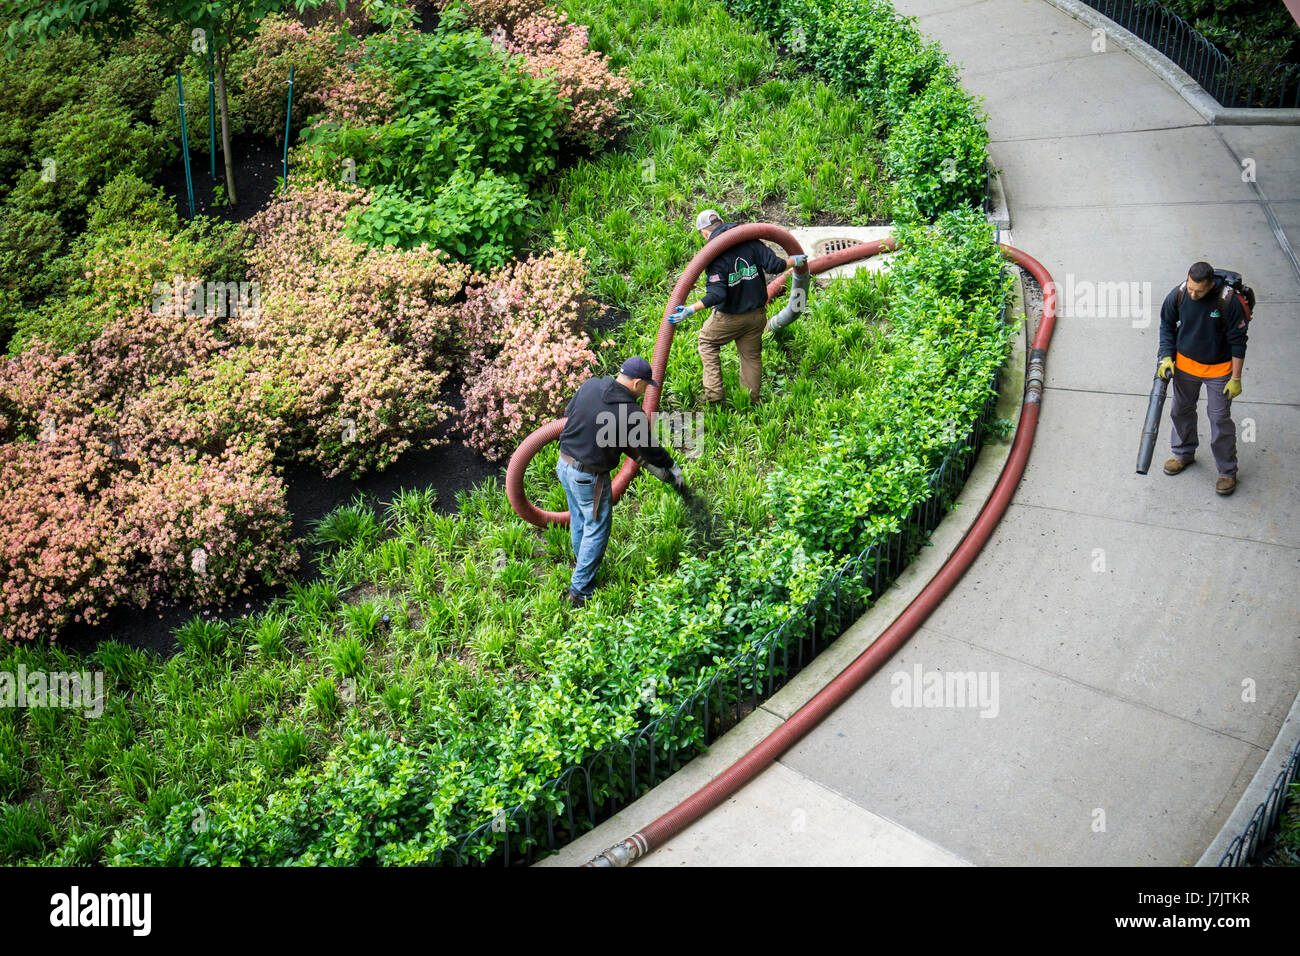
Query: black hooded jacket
559 377 676 474
698 222 789 315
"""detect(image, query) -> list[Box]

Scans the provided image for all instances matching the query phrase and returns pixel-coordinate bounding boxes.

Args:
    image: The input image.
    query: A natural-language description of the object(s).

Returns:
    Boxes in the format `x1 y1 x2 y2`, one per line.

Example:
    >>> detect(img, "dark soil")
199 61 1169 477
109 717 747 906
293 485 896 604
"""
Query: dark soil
57 408 503 660
155 132 285 226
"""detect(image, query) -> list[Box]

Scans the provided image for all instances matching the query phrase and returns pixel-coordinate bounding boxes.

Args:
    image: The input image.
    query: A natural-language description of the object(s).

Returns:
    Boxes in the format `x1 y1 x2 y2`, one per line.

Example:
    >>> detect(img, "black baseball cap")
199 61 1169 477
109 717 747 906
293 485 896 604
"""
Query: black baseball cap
620 356 660 388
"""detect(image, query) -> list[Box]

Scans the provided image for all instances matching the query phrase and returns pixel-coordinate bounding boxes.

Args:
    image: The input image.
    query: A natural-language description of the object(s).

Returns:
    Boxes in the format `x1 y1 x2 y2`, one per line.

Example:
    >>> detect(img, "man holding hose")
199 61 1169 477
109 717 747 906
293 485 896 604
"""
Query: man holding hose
670 209 808 406
556 357 684 608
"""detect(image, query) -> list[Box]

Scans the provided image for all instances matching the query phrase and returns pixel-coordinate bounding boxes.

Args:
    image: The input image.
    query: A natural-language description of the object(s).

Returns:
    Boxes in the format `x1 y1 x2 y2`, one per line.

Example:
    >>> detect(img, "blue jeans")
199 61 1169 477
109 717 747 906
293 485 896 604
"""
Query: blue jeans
556 459 613 598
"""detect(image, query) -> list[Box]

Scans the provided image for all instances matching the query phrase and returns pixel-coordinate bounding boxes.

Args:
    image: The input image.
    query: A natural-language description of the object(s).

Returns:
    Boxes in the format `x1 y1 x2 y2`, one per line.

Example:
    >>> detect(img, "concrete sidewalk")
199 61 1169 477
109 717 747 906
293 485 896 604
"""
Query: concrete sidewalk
548 0 1300 866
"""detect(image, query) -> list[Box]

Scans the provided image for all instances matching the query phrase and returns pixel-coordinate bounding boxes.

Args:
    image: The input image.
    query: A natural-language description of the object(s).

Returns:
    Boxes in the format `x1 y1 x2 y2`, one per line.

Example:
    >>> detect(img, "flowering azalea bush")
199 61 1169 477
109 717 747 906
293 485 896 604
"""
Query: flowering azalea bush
459 248 597 459
244 182 478 362
122 446 296 606
488 8 632 149
0 432 131 643
234 14 358 140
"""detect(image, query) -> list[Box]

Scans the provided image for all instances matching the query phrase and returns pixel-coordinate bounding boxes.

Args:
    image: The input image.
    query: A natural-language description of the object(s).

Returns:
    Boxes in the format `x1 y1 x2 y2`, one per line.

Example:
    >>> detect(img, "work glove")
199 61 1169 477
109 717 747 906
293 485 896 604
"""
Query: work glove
669 305 693 325
790 254 808 271
668 463 685 492
1157 356 1174 381
1223 378 1242 399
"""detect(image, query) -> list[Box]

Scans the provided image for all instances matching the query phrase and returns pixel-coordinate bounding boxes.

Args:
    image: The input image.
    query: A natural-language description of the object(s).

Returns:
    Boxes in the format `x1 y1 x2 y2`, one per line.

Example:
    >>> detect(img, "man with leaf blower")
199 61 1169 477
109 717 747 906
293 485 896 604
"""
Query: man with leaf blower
1156 261 1251 496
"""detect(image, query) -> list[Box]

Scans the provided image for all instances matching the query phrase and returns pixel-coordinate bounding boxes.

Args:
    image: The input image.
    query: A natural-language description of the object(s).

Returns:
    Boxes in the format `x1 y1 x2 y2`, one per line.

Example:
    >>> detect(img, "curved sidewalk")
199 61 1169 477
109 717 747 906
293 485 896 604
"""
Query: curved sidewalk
546 0 1300 866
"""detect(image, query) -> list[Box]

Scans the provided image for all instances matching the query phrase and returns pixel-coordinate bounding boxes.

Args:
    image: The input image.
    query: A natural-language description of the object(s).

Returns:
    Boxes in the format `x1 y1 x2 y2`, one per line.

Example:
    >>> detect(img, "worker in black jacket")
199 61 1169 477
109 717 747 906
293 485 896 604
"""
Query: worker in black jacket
556 357 684 607
1157 260 1249 496
669 209 808 405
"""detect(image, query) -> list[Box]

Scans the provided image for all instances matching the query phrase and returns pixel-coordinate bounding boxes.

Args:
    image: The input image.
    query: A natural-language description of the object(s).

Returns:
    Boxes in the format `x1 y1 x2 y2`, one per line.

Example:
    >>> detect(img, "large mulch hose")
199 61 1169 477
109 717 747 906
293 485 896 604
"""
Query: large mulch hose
580 240 1057 866
505 223 881 527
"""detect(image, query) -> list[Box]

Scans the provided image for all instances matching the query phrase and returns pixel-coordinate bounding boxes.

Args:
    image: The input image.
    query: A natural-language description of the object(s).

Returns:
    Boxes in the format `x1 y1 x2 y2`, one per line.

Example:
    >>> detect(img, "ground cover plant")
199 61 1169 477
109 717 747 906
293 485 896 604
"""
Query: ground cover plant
0 0 1011 864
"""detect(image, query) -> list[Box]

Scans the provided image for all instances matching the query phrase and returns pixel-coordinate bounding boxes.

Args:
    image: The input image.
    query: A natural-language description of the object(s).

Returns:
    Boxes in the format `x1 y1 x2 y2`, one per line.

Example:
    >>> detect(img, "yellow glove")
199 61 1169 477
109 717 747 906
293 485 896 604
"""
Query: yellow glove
1157 357 1174 380
1223 378 1242 399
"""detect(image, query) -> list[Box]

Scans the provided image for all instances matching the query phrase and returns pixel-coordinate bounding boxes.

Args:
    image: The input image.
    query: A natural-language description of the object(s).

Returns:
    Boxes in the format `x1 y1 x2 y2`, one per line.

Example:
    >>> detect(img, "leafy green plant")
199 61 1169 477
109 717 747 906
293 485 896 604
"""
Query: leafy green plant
329 635 366 678
311 500 381 548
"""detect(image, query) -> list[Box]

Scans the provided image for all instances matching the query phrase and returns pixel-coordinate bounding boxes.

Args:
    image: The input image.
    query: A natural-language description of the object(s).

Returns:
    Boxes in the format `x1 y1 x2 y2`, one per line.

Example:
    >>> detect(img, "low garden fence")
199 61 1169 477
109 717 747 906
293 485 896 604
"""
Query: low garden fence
432 274 1017 866
1215 734 1300 866
1081 0 1300 109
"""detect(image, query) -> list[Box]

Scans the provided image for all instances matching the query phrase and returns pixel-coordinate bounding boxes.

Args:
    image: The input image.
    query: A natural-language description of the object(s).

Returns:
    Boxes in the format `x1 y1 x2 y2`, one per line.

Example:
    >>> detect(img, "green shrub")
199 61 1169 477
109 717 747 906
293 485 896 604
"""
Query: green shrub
0 208 68 302
14 93 165 225
724 0 988 221
293 20 563 265
343 171 531 268
86 171 181 234
90 32 183 124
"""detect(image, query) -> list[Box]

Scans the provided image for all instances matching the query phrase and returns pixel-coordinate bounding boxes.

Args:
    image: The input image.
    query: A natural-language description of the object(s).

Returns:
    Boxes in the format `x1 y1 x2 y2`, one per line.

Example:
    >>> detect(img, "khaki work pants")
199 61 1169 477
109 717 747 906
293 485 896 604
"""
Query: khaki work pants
697 305 766 403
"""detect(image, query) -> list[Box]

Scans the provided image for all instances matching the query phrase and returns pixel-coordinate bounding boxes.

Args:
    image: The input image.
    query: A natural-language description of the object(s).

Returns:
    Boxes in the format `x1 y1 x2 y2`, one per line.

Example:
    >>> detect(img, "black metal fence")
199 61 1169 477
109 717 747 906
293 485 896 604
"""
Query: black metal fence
1216 733 1300 866
433 286 1016 866
1082 0 1300 109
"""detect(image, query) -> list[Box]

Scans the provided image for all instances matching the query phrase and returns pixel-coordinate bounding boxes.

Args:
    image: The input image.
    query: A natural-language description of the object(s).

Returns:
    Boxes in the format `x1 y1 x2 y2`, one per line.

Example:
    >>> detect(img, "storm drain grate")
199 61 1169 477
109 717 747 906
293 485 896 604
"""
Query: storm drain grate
813 237 867 256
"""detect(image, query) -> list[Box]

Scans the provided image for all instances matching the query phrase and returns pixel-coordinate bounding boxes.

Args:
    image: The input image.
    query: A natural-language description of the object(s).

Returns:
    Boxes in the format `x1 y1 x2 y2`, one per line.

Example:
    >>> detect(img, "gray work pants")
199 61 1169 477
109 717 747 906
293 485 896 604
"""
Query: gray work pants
1169 365 1237 477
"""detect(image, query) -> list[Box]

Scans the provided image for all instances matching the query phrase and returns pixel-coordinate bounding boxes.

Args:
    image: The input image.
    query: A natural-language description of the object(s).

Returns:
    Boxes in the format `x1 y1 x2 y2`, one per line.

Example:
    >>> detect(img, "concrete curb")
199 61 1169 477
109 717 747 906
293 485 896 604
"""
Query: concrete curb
540 256 1030 866
1196 685 1300 866
1041 0 1300 126
986 164 1011 233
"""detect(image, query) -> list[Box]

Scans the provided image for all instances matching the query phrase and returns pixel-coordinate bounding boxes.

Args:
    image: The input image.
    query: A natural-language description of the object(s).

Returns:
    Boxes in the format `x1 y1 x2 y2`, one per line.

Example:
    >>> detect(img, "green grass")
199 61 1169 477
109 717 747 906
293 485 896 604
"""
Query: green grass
533 0 892 318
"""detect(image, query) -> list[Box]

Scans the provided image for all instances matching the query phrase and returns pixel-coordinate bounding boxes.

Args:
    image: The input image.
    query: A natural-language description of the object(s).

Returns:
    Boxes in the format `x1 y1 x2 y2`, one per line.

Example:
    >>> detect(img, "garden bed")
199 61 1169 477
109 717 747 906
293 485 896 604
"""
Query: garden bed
0 0 1005 866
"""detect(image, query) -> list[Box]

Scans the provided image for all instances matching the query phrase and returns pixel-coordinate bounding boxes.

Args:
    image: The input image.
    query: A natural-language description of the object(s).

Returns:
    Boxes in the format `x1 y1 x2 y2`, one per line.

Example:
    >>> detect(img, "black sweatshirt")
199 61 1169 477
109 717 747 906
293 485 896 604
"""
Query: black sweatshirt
559 377 675 474
698 222 789 314
1158 279 1249 368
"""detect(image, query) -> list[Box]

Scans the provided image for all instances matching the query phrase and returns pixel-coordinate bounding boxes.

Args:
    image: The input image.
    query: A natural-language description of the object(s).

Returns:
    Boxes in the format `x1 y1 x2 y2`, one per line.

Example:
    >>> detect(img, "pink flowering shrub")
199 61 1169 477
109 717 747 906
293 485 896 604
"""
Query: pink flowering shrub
491 9 631 149
438 0 549 30
440 0 632 149
244 182 479 363
459 249 598 459
121 446 296 605
0 227 456 638
313 64 397 127
0 431 131 642
235 14 359 139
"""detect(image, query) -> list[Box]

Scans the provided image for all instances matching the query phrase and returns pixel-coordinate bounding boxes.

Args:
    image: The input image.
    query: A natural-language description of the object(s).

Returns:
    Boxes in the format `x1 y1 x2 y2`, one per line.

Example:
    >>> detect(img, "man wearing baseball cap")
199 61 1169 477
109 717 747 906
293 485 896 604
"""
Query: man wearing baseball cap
669 208 808 405
555 356 685 607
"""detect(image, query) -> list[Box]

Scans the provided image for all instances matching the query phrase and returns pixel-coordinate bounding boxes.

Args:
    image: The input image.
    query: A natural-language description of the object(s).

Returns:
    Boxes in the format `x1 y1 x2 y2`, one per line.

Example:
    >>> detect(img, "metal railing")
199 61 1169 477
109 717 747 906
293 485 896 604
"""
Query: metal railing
432 282 1016 866
1216 733 1300 866
1081 0 1300 109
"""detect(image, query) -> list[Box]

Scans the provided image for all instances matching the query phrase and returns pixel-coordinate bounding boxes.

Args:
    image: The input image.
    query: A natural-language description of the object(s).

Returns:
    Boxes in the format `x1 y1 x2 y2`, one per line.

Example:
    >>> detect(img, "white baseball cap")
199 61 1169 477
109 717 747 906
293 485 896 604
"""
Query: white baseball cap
695 209 721 231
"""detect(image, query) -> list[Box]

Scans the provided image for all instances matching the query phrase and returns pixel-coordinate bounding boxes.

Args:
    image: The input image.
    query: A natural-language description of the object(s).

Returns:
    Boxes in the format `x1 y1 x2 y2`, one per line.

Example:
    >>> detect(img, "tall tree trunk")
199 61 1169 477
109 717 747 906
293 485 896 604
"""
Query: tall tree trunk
214 47 238 207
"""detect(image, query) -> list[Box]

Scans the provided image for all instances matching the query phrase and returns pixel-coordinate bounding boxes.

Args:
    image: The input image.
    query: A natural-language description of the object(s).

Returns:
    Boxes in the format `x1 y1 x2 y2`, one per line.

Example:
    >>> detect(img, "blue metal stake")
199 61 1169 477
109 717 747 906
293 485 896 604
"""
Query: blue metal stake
177 71 196 218
207 44 217 181
282 65 294 184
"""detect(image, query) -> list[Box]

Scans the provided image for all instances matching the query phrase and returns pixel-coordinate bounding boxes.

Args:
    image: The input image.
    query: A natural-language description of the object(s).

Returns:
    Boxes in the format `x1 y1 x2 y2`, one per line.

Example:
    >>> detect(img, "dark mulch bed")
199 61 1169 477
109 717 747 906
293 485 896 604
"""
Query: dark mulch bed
155 132 285 226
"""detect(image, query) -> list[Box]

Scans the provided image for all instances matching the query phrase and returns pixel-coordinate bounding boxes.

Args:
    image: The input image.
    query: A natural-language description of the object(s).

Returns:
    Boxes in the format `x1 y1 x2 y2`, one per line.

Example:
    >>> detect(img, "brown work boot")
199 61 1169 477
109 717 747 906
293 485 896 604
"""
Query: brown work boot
1216 474 1237 496
1163 456 1194 475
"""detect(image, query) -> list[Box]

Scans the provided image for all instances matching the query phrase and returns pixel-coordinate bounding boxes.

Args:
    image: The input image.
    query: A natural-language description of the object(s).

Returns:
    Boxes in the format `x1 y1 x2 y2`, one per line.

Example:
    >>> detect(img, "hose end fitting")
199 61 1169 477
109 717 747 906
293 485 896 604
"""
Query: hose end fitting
1025 347 1047 406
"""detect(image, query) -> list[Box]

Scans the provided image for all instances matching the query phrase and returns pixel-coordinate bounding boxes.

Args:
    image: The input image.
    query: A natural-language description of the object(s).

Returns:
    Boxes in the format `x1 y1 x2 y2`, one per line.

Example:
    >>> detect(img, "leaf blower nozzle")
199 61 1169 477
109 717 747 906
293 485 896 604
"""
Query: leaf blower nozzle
1136 368 1171 474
